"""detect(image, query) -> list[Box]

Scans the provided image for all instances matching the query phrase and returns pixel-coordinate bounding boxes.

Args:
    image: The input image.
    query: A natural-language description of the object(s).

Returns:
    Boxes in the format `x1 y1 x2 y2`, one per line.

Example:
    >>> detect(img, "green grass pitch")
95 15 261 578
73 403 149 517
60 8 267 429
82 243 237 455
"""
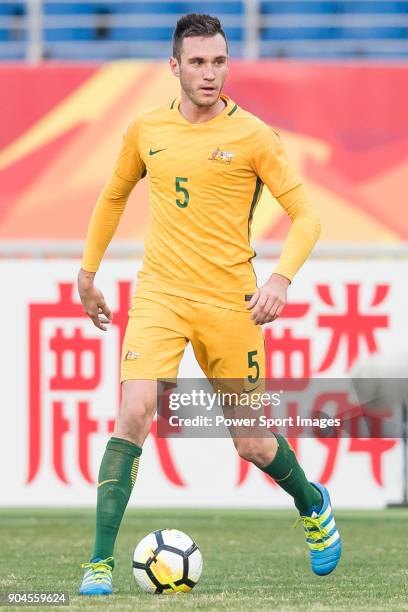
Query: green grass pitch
1 508 407 611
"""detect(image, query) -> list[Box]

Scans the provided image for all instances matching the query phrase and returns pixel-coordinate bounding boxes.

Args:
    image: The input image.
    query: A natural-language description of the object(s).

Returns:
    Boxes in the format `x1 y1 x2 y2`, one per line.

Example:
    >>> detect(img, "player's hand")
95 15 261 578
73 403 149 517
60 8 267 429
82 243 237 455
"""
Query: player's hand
77 269 112 331
246 273 290 325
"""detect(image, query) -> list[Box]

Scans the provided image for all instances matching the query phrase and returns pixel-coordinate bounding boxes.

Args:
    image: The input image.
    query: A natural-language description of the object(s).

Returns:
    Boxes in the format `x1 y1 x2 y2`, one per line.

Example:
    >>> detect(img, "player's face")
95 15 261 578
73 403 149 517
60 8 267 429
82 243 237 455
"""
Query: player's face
171 34 228 108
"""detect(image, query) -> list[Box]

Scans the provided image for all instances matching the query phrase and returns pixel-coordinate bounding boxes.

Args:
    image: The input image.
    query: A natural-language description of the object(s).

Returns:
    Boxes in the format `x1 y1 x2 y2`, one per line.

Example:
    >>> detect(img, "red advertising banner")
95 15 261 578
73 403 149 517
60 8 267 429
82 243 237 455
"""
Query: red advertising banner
1 61 407 243
1 258 405 507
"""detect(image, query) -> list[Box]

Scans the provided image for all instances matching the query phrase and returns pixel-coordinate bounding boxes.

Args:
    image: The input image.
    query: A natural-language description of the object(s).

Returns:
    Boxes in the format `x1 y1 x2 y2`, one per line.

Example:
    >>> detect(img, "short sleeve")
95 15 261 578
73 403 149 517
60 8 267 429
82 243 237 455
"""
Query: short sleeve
251 126 302 198
114 118 146 182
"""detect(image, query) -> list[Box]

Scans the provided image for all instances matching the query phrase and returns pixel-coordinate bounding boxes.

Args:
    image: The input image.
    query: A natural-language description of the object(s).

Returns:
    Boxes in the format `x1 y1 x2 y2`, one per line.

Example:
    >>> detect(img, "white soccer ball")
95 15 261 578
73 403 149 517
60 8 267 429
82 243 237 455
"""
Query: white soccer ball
132 528 203 594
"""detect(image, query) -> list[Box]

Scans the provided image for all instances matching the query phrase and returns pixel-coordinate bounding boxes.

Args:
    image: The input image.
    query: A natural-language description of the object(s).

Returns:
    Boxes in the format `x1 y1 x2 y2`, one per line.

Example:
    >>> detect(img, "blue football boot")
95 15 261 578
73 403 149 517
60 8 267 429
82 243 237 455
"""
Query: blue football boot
297 482 342 576
79 557 113 595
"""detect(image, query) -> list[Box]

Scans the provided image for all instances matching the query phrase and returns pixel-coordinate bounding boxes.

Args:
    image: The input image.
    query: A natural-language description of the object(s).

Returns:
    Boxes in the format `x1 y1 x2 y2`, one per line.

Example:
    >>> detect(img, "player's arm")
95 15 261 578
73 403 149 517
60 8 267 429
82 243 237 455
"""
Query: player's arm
78 120 146 330
247 127 321 325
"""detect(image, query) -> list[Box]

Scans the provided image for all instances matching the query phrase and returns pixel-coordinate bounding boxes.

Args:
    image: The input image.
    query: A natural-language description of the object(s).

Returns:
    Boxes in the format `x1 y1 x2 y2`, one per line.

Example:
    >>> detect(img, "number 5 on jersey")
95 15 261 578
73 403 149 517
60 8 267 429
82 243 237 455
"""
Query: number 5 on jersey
176 177 189 208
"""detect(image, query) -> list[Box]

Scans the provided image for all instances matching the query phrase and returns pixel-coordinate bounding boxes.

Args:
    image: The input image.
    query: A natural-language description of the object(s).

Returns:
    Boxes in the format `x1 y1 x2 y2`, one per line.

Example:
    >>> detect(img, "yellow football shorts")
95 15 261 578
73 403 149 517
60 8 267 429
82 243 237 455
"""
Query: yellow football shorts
120 292 265 385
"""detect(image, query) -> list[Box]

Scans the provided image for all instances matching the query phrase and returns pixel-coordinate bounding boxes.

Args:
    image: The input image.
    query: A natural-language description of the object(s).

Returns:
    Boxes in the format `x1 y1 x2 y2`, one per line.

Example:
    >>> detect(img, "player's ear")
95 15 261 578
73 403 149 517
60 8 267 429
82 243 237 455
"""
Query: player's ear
169 56 180 77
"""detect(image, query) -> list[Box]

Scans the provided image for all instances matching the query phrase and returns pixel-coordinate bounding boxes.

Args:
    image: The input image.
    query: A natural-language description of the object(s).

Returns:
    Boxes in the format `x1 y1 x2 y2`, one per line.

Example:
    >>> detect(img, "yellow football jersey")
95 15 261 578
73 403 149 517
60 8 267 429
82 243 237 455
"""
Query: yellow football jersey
82 94 318 311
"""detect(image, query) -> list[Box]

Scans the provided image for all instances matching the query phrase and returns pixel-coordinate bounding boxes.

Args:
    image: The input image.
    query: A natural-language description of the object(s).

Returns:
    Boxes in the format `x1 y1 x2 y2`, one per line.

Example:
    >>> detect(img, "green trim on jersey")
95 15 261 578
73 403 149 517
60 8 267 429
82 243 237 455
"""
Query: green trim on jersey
170 98 176 110
248 177 262 239
227 103 238 116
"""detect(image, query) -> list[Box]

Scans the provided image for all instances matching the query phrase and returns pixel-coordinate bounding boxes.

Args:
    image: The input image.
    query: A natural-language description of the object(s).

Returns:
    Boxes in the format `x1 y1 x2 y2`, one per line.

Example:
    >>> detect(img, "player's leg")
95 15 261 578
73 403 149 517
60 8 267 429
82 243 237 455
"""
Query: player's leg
193 305 322 513
80 379 156 596
80 293 189 595
192 303 341 575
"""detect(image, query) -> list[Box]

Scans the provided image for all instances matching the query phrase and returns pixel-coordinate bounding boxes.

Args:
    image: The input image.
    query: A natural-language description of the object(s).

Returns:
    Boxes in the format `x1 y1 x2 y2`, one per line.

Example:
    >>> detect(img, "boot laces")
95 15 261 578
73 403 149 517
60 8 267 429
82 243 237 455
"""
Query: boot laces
294 516 329 550
81 557 113 581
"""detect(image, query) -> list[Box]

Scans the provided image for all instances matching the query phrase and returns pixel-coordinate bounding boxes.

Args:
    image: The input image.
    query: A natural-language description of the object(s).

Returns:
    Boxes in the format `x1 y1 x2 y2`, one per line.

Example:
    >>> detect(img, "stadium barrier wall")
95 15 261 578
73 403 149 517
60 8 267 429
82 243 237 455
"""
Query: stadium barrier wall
2 257 406 508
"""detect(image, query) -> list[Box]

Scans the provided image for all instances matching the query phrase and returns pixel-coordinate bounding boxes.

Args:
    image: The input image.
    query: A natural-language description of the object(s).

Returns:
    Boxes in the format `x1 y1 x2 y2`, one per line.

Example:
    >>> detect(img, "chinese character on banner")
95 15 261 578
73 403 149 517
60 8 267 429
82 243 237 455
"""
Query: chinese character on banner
28 282 131 485
265 302 311 390
254 279 395 489
28 281 186 488
311 391 396 484
317 283 389 372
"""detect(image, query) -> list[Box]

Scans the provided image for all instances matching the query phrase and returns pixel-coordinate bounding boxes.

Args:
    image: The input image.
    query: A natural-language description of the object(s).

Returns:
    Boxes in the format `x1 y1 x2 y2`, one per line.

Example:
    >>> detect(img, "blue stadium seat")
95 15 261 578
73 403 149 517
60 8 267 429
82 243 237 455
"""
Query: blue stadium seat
44 3 101 15
261 0 408 15
339 26 408 39
344 1 408 14
0 3 25 16
260 2 339 15
44 28 96 42
185 2 243 15
262 27 340 41
223 27 243 42
105 3 187 15
0 25 27 41
108 27 173 41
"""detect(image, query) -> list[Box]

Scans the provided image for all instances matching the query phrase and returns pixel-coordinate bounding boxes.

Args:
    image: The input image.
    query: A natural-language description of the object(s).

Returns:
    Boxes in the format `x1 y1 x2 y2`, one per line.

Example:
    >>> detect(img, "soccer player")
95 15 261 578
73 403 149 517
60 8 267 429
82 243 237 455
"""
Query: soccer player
78 13 341 595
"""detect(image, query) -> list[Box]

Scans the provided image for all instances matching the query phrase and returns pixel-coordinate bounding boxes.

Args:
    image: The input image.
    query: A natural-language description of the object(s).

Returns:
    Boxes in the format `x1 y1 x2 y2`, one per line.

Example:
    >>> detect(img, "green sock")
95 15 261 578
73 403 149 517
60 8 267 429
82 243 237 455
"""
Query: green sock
92 436 142 566
260 434 322 515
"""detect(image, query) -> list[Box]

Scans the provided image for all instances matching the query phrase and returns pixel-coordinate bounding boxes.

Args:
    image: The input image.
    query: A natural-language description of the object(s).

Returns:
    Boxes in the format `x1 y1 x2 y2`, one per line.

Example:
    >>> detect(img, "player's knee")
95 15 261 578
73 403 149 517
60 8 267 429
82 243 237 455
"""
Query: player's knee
234 439 264 464
123 398 150 423
115 393 155 444
234 437 276 465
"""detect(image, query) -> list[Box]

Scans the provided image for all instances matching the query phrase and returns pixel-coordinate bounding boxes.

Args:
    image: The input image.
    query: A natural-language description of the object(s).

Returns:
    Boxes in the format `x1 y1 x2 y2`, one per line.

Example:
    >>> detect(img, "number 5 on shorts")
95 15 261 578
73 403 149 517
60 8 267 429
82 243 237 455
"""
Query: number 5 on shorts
247 350 259 383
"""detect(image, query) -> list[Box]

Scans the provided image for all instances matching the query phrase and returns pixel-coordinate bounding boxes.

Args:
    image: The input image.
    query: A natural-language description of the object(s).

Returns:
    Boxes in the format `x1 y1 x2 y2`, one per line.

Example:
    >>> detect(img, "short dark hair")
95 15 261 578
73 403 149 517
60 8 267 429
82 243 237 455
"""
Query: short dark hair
172 13 228 60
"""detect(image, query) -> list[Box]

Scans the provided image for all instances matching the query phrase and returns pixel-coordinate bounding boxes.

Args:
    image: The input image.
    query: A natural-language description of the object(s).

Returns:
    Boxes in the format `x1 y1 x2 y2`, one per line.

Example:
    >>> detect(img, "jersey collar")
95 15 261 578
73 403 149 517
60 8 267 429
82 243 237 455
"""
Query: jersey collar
171 94 236 126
